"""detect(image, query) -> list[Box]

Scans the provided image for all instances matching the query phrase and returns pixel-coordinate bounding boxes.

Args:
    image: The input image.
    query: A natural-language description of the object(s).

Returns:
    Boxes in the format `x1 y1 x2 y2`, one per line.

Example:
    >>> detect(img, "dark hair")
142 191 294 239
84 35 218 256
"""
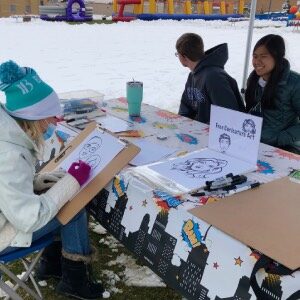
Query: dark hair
219 133 231 144
245 34 287 110
176 33 204 62
242 119 256 134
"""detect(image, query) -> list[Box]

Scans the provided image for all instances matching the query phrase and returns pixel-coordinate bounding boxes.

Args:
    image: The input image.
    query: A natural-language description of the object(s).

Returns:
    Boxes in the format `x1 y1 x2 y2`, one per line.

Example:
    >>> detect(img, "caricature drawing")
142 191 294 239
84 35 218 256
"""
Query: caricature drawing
85 155 101 169
242 119 256 135
219 133 231 153
172 158 228 178
79 136 102 169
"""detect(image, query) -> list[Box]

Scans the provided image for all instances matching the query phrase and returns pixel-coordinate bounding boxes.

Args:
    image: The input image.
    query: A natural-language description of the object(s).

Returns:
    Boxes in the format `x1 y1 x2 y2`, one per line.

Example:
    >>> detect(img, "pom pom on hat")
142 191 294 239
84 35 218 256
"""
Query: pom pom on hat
0 60 62 120
0 60 26 87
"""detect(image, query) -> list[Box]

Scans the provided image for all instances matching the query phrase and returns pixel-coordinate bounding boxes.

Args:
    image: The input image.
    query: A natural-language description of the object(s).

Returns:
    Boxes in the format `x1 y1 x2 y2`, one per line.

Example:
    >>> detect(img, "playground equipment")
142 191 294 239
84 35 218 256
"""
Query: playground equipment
287 2 300 29
40 0 93 21
112 0 245 21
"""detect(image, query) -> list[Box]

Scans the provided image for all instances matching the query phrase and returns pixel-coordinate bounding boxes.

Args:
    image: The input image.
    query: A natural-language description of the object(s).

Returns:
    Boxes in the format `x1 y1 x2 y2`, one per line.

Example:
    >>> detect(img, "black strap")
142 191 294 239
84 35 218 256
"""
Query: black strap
250 254 300 300
287 291 300 300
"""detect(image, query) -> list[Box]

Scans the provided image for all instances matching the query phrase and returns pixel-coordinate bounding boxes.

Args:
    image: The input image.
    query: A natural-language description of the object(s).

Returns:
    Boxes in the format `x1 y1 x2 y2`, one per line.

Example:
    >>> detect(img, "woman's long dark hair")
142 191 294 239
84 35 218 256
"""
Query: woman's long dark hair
245 34 288 111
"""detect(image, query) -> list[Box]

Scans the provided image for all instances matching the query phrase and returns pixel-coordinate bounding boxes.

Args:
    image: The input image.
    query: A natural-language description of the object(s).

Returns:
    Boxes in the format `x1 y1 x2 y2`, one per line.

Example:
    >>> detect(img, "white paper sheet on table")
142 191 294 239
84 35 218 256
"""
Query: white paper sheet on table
129 139 178 166
94 115 133 133
148 148 256 191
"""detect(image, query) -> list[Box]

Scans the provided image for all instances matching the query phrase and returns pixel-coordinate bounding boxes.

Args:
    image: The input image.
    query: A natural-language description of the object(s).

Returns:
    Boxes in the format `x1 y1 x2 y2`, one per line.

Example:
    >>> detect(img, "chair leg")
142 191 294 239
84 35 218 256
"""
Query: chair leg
4 250 44 300
21 254 43 297
0 264 42 300
0 280 23 300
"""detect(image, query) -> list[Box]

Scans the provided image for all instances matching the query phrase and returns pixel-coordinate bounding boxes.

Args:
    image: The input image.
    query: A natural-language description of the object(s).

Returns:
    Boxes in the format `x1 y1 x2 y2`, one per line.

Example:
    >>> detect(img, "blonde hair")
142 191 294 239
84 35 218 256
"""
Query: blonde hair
16 119 45 148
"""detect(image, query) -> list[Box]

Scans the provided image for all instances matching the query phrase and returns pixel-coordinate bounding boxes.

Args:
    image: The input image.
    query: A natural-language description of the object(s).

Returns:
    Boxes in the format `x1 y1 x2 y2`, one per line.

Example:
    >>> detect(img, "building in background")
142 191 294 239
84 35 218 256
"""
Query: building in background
0 0 298 18
0 0 49 17
245 0 297 13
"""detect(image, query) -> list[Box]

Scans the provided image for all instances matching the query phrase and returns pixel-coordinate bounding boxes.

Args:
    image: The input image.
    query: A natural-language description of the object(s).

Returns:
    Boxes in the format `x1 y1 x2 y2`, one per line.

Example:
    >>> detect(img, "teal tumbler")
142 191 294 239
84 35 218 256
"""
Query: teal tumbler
126 81 143 117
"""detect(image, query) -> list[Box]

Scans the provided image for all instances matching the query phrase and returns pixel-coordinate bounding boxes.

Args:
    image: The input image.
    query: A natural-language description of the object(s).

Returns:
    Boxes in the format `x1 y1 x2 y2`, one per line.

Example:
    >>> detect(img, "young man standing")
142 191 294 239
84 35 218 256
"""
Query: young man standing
176 33 245 124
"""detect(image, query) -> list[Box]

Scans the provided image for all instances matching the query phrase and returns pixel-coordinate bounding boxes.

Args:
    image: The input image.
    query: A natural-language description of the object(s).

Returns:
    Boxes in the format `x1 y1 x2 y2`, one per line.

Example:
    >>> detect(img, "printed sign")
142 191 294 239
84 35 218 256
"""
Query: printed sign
208 105 262 165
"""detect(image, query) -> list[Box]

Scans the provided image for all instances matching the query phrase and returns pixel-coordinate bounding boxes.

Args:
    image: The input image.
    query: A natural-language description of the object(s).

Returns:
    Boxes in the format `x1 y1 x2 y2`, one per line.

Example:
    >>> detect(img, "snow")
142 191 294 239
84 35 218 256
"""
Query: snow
107 253 166 287
0 17 299 293
0 18 299 113
94 223 165 291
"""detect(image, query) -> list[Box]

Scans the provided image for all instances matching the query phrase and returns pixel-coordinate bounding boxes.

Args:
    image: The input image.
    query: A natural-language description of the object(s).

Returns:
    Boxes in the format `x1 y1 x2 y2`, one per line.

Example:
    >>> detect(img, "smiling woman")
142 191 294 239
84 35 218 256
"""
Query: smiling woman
245 34 300 154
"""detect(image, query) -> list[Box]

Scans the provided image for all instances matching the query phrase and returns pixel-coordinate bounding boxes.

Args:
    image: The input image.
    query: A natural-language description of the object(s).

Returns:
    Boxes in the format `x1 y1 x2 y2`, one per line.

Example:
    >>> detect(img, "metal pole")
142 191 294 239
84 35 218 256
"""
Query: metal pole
241 0 258 96
267 0 272 17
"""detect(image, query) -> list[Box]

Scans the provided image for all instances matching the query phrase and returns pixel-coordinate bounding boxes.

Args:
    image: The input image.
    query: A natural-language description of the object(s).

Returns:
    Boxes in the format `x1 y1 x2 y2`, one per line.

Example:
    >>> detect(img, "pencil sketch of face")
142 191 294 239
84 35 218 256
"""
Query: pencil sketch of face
242 119 256 134
85 155 101 169
79 136 102 161
172 158 228 178
219 133 231 153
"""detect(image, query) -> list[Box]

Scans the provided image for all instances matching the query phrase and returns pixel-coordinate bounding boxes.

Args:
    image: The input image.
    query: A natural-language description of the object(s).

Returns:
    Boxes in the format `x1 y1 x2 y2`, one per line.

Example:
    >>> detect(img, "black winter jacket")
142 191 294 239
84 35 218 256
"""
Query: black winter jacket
178 43 245 124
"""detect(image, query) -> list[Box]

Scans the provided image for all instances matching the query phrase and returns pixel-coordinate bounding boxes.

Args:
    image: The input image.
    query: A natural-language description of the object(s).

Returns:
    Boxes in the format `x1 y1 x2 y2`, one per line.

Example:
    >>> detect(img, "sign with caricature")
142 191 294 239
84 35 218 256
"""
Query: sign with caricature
208 105 262 165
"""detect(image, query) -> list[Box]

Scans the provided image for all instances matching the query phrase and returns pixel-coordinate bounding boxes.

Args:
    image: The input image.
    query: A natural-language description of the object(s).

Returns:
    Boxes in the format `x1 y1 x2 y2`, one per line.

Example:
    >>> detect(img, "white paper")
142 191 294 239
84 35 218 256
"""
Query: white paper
57 128 125 187
208 105 262 166
148 148 256 191
94 115 133 133
129 139 178 166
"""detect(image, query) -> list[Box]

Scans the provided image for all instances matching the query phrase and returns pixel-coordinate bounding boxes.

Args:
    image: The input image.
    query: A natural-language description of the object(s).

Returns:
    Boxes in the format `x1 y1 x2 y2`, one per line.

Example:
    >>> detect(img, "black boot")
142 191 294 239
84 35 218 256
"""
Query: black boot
36 240 62 280
56 250 105 300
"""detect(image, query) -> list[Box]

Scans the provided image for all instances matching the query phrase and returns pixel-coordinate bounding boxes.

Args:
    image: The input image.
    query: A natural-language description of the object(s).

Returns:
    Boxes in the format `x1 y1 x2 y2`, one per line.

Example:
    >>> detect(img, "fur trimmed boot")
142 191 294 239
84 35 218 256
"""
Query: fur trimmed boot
56 249 105 300
36 240 62 280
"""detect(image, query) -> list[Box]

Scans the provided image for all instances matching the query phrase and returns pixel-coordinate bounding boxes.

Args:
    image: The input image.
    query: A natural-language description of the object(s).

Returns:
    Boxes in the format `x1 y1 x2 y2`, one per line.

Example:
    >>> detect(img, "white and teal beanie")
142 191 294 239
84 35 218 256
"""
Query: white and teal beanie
0 60 61 120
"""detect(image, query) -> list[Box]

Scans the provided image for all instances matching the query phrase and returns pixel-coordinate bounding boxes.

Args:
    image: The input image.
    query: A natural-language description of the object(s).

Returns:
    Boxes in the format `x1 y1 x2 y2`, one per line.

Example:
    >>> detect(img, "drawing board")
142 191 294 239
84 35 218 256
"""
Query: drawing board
42 122 140 224
56 129 125 188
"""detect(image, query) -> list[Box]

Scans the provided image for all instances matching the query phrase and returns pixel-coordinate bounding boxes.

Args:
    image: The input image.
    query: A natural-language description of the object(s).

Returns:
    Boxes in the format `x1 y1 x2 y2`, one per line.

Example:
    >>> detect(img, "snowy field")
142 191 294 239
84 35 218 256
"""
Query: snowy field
0 17 299 298
0 18 299 113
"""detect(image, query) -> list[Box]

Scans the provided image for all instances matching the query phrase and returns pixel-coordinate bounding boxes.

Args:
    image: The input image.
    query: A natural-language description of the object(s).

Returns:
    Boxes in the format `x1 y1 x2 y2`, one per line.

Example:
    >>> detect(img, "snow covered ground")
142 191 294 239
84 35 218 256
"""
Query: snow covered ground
0 18 299 113
0 17 299 297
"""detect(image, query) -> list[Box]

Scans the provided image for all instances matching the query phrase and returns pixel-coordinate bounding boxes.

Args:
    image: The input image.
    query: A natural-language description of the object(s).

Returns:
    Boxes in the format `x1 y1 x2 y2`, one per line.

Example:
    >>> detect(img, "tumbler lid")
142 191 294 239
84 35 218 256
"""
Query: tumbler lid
127 81 143 87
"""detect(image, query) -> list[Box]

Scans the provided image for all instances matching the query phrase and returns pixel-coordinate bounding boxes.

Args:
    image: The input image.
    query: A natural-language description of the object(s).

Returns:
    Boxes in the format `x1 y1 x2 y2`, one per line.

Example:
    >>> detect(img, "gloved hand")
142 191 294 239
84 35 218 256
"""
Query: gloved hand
67 160 91 186
34 170 66 192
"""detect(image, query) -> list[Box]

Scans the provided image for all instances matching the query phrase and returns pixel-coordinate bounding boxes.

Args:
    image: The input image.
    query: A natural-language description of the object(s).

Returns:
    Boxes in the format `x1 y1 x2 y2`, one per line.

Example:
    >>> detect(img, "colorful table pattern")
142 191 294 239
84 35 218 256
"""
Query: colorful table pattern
87 98 300 300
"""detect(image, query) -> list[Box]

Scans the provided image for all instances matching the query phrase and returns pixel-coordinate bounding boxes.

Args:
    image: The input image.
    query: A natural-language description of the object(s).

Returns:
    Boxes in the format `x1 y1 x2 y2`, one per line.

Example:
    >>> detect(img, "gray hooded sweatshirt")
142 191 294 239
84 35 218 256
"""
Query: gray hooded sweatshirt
178 43 245 124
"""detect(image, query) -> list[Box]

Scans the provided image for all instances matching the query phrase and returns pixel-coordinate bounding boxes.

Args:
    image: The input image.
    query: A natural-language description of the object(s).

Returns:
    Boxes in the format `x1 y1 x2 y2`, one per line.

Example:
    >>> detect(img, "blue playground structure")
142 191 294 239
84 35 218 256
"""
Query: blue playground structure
40 0 93 22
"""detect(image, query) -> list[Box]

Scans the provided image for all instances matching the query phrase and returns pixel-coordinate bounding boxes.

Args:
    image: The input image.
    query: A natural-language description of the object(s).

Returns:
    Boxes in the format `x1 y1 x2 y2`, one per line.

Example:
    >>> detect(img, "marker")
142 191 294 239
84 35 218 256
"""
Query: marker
227 182 260 196
206 175 247 191
219 175 248 191
190 191 208 197
206 173 233 186
157 135 168 141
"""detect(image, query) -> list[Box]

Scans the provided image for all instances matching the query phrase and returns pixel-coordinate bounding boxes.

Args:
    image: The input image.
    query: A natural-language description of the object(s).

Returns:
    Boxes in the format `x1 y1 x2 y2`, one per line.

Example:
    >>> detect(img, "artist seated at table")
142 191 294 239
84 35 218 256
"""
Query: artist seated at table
245 34 300 154
175 33 245 124
0 60 108 299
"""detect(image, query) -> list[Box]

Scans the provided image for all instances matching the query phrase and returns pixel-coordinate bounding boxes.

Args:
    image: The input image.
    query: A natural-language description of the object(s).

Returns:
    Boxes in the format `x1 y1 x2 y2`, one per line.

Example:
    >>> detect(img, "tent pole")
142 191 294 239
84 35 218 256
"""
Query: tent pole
241 0 258 98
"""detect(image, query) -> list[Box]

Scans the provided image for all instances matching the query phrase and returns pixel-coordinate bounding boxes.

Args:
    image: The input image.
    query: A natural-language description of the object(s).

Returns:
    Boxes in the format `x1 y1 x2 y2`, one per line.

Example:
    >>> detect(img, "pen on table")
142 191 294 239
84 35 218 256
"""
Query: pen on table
190 190 210 197
190 188 226 197
205 175 247 191
210 175 246 188
205 173 233 187
205 174 245 189
226 182 261 196
65 116 88 123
